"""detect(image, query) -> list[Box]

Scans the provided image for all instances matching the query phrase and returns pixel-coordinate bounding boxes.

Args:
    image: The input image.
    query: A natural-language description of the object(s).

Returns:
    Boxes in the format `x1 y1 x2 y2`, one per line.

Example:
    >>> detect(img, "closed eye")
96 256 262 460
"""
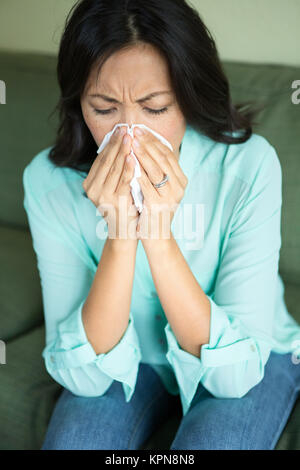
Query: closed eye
93 107 169 116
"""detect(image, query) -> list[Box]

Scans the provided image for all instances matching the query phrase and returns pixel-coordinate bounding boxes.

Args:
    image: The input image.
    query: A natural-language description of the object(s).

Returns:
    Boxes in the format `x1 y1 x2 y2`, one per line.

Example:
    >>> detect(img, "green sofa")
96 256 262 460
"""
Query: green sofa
0 50 299 450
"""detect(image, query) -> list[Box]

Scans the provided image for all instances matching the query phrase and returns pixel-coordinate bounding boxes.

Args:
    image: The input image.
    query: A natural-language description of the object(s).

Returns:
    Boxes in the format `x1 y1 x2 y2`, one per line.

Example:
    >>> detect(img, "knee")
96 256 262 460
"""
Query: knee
170 404 245 450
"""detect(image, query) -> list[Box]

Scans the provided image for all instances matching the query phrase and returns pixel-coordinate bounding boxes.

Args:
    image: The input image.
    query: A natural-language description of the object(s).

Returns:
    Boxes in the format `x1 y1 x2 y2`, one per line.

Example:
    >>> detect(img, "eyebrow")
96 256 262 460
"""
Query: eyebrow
88 91 172 103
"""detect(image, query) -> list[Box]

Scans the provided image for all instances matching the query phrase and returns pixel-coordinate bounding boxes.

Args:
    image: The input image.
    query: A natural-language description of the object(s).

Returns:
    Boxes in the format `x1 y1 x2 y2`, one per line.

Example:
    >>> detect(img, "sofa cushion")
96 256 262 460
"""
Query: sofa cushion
0 225 43 341
0 324 62 450
0 50 59 229
282 279 300 326
223 61 300 284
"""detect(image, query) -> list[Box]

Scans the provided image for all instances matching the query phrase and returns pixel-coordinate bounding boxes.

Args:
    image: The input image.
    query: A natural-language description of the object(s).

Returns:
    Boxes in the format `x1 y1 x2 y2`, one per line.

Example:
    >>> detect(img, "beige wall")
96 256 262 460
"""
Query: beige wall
0 0 299 66
191 0 300 66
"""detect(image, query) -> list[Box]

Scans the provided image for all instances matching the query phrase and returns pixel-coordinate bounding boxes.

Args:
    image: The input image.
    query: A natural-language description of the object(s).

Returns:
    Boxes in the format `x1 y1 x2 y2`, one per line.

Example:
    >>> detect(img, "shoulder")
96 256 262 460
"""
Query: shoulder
223 132 281 187
191 127 281 187
23 146 83 197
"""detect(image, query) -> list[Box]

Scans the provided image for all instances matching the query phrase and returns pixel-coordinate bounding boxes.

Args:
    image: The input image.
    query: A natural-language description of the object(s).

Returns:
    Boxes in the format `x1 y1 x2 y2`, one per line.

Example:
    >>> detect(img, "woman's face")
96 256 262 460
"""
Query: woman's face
80 43 186 160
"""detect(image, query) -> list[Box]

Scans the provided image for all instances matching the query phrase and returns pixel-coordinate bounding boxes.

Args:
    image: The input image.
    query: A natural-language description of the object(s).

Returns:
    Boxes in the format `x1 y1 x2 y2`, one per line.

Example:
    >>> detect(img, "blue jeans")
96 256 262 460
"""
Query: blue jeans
41 351 300 450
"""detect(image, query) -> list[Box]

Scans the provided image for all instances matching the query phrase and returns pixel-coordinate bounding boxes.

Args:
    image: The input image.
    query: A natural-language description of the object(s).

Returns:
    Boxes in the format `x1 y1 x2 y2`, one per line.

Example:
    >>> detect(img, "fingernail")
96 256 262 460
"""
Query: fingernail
135 128 144 136
133 138 140 147
115 127 121 135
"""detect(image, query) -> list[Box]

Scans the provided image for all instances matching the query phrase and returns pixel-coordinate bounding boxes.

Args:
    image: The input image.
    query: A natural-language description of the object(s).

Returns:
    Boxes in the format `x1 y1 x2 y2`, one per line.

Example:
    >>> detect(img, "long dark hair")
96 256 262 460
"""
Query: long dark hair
48 0 260 173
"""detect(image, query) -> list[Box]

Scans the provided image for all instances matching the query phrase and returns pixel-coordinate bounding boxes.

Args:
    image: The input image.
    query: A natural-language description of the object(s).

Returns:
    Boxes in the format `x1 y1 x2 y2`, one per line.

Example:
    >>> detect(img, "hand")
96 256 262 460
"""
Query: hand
132 128 188 241
82 126 139 240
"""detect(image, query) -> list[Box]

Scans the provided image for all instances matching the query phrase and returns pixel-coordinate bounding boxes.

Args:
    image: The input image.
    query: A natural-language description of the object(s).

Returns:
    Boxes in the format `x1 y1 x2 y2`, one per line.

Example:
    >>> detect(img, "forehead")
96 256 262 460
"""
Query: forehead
86 44 172 93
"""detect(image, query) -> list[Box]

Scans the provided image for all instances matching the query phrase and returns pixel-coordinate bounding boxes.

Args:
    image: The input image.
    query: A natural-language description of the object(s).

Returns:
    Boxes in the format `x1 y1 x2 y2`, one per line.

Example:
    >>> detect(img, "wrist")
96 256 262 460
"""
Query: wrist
141 232 175 255
107 237 139 253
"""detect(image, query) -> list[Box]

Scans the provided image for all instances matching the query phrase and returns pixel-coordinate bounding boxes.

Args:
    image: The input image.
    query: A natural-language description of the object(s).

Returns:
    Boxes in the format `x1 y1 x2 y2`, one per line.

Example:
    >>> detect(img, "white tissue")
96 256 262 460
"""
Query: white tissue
97 123 173 214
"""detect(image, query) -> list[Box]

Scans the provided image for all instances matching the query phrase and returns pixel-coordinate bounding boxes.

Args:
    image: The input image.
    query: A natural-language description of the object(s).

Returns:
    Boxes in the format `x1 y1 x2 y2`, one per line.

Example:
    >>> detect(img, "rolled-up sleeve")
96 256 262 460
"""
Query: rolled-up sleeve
164 144 282 416
23 163 142 402
42 304 142 401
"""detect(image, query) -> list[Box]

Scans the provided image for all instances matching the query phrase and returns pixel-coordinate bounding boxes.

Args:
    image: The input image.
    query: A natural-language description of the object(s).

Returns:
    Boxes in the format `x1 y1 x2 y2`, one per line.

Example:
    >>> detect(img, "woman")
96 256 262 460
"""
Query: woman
23 0 300 450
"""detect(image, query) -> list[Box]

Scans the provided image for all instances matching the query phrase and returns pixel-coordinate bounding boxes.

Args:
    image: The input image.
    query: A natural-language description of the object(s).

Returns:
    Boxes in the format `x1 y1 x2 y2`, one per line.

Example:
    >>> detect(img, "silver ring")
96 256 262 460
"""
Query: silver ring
153 173 169 188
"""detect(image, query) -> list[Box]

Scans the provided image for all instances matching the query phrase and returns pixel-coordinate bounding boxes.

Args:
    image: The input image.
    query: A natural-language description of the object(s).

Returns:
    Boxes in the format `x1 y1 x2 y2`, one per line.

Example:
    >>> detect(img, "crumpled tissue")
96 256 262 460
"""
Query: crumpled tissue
97 123 173 214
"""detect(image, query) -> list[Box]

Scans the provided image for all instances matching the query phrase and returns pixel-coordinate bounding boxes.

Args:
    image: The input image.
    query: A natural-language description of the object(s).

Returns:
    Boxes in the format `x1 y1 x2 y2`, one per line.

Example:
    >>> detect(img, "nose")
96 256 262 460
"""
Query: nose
119 110 140 129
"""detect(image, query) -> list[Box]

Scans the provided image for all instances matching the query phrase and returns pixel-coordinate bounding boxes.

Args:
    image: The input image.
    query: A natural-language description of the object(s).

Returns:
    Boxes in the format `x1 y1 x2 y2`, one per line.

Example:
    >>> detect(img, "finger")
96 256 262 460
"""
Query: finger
117 153 136 196
83 129 120 189
132 139 165 185
84 126 126 190
133 128 187 187
151 139 188 188
104 133 133 193
132 134 179 190
138 164 159 200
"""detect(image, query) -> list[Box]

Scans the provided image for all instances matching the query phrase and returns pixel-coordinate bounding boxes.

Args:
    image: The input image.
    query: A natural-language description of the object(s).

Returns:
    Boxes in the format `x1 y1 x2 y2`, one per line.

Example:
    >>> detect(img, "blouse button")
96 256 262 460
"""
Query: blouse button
155 314 162 321
150 291 157 297
250 344 256 352
158 338 165 345
50 355 55 363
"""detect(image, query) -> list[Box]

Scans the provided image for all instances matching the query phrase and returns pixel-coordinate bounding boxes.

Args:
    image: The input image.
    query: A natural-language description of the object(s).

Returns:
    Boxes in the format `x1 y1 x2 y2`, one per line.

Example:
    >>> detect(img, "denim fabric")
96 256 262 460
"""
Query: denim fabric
41 362 179 450
41 351 300 450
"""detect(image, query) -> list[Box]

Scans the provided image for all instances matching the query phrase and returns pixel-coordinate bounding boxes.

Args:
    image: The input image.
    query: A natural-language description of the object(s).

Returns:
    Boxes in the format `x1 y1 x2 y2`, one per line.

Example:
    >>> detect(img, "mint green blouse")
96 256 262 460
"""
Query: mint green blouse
22 124 300 417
